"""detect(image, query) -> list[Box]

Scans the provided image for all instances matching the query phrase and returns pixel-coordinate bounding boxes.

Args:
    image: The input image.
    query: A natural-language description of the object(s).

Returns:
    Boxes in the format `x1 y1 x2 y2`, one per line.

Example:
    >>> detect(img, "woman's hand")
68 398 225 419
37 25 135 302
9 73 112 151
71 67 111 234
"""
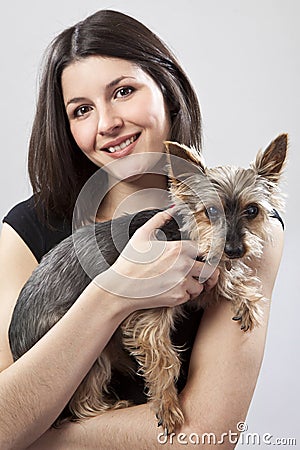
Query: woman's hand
94 209 219 312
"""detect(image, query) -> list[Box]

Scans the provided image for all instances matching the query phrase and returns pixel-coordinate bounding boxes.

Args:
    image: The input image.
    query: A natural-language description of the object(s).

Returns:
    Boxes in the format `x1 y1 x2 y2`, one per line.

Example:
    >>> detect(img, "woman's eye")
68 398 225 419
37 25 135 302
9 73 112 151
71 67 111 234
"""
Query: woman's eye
115 86 135 98
74 105 92 118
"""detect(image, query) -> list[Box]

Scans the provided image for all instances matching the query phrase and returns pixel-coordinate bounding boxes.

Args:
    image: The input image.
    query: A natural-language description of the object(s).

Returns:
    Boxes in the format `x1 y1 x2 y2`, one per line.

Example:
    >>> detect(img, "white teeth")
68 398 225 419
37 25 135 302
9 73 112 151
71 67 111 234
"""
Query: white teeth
120 139 131 149
106 135 138 153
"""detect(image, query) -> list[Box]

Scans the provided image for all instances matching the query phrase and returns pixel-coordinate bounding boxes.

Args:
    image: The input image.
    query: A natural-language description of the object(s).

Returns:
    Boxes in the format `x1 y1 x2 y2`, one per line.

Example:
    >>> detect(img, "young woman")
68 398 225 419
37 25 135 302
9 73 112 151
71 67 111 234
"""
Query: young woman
0 10 283 449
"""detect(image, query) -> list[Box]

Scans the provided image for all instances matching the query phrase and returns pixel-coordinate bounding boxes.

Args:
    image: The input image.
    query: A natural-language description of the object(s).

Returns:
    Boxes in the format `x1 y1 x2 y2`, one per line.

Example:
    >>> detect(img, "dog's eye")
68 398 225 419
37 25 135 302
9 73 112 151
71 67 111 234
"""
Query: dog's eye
205 206 220 222
245 204 259 218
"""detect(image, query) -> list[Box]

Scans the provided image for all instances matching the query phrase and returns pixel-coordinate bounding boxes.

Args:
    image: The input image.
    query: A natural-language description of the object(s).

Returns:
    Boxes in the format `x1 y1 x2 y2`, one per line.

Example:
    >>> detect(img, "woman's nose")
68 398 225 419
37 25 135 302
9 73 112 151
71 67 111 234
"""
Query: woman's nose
97 105 123 135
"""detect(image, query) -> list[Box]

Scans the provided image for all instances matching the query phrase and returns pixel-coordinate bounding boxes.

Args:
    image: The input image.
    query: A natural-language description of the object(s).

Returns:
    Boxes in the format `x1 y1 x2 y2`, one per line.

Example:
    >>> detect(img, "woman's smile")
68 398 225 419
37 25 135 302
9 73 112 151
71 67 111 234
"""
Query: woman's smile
100 132 141 157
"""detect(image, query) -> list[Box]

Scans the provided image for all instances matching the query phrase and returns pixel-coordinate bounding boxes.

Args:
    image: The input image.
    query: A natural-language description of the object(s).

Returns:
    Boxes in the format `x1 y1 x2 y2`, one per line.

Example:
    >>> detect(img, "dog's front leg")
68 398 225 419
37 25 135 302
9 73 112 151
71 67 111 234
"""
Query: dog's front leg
122 307 184 434
218 264 264 332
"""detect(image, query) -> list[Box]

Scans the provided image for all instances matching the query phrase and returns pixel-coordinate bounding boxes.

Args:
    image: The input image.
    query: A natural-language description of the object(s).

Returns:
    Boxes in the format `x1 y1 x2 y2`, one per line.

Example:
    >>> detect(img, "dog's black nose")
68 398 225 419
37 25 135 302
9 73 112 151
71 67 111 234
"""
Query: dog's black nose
224 243 245 259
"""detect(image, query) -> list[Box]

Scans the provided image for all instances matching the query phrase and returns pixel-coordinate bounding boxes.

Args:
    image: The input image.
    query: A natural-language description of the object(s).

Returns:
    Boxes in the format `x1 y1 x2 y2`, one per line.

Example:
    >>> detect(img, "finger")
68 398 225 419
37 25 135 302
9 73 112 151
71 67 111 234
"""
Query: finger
189 260 206 277
204 268 220 291
137 209 174 236
189 259 219 283
198 263 219 283
175 293 191 306
179 240 204 260
186 277 204 298
189 260 216 278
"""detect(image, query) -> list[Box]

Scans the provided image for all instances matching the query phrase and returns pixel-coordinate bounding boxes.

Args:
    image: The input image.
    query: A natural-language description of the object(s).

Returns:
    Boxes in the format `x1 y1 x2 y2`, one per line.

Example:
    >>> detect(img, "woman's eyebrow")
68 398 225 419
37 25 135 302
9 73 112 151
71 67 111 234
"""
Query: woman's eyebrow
66 97 88 107
65 76 136 107
106 75 136 89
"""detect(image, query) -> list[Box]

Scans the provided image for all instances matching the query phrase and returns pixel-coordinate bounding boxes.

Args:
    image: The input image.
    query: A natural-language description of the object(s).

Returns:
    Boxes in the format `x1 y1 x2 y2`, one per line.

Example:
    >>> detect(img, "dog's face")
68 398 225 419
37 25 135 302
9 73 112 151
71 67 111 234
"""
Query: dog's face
165 134 287 264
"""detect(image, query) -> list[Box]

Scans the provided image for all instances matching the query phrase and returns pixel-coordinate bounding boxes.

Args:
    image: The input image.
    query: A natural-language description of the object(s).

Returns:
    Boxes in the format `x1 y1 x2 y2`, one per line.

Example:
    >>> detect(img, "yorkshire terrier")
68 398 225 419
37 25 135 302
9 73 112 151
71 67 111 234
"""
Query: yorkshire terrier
9 134 287 434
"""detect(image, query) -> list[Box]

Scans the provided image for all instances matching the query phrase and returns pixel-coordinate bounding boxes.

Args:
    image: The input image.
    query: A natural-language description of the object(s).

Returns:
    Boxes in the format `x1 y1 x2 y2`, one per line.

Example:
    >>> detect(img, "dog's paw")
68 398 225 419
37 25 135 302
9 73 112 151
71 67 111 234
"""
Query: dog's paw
232 313 252 331
232 302 262 332
155 402 184 435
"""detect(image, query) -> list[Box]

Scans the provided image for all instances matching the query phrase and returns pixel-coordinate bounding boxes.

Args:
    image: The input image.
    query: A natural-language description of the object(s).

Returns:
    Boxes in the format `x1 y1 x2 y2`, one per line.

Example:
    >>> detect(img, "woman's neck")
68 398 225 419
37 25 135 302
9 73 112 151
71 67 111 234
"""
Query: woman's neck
96 173 170 222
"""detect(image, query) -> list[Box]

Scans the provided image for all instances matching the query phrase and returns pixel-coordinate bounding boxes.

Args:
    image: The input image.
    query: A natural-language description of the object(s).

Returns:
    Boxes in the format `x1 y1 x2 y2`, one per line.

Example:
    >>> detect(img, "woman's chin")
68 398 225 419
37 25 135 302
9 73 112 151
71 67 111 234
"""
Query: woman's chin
122 173 144 183
104 152 167 184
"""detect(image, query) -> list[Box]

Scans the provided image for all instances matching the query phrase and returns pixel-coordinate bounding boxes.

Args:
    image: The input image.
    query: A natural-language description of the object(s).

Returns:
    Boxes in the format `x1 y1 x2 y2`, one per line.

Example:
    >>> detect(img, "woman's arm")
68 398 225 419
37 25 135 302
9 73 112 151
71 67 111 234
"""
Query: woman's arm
0 226 136 450
28 219 284 450
0 224 38 372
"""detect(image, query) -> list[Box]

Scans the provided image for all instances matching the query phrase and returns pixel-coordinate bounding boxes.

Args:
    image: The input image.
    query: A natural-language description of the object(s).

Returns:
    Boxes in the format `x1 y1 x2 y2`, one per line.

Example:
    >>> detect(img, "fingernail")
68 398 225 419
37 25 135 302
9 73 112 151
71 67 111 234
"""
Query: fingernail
169 204 176 208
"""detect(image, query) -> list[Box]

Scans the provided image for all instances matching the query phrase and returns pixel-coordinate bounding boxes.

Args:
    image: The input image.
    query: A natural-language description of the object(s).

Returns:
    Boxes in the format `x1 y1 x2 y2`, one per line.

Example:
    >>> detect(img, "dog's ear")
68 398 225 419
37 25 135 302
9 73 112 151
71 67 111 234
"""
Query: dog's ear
253 134 288 183
164 141 206 181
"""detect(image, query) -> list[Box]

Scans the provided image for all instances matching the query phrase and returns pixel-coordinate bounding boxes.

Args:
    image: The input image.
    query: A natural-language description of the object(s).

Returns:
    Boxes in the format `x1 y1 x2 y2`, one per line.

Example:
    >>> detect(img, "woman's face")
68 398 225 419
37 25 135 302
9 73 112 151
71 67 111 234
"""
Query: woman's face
62 56 171 181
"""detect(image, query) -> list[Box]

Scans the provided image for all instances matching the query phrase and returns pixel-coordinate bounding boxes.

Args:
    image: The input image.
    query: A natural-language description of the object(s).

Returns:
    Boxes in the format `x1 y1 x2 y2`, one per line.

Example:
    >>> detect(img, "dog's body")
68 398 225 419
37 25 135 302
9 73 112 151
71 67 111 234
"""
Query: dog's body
9 135 287 433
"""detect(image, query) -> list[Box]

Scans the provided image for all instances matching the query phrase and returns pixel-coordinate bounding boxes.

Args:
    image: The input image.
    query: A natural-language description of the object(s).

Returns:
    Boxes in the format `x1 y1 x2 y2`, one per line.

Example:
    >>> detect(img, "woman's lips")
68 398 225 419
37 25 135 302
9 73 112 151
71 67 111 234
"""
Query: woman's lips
101 133 141 159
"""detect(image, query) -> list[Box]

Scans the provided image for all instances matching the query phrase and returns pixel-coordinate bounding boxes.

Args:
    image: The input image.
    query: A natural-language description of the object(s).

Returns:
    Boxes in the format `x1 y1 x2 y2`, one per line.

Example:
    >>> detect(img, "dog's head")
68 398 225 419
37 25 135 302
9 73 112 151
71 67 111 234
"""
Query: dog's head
165 134 287 263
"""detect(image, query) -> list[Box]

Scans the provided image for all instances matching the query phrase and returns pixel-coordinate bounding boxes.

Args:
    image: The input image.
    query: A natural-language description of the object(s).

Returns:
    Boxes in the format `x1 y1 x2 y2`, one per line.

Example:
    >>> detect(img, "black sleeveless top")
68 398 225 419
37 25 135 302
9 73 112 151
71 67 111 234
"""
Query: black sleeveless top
3 196 204 404
2 196 72 263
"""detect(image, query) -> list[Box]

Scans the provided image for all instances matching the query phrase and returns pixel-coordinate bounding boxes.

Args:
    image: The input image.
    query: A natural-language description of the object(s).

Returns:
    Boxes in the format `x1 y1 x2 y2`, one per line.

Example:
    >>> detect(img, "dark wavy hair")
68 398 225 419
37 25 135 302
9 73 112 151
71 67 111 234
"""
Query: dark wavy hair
28 9 202 222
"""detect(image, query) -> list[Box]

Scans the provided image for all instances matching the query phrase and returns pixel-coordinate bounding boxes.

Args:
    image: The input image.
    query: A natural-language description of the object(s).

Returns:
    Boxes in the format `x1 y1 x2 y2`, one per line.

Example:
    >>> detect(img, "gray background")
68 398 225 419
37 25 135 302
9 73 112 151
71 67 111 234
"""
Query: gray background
1 0 299 447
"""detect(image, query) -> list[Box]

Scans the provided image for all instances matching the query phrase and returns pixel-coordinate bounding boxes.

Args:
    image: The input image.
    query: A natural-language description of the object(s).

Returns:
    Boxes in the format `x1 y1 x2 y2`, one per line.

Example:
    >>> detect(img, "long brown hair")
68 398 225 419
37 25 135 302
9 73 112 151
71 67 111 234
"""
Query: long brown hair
28 10 202 222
